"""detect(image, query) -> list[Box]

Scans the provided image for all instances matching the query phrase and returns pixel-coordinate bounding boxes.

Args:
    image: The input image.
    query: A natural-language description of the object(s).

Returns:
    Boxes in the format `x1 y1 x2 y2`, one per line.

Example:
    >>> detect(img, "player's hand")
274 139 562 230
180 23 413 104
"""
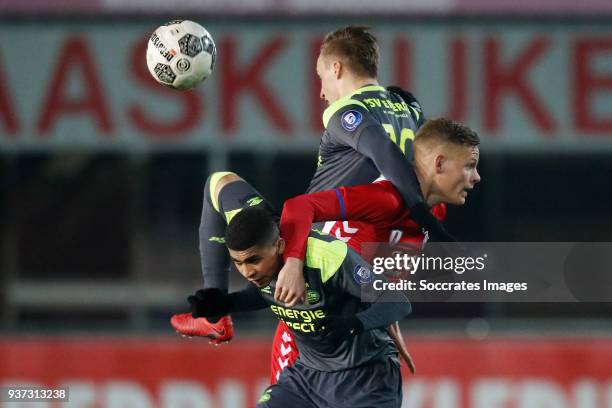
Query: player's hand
275 257 306 307
188 288 232 319
315 315 364 344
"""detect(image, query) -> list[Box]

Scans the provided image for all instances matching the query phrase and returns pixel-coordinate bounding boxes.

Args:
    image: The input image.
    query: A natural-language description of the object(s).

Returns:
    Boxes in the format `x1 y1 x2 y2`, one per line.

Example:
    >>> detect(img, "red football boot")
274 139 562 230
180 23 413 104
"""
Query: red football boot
171 313 234 344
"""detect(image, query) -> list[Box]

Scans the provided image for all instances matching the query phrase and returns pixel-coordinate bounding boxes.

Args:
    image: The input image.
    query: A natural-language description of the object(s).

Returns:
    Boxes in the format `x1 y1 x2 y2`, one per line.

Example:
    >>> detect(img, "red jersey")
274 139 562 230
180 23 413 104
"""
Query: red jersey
272 180 440 384
280 180 446 262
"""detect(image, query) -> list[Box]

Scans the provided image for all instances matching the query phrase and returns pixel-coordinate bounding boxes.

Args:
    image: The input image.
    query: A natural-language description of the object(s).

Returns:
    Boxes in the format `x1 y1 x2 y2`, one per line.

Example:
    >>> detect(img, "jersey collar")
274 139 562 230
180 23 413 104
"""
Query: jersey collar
350 84 385 96
321 84 385 128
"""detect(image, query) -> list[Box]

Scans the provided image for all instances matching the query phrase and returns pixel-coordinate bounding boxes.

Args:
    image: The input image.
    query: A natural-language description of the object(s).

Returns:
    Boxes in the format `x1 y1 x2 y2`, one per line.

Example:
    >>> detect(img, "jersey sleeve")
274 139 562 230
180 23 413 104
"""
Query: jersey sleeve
324 100 425 210
228 284 269 312
280 181 406 260
324 101 377 150
329 249 411 330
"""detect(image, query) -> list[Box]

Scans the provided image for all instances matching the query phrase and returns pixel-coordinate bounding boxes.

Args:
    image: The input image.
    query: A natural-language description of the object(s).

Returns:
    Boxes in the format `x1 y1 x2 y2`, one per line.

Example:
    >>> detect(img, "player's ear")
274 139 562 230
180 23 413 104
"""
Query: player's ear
435 155 445 174
276 238 286 255
332 60 342 78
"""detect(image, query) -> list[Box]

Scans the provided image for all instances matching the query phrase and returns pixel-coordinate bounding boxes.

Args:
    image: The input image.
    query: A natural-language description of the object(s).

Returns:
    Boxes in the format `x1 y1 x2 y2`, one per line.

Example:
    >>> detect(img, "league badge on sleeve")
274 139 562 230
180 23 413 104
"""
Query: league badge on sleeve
341 110 363 132
353 264 374 285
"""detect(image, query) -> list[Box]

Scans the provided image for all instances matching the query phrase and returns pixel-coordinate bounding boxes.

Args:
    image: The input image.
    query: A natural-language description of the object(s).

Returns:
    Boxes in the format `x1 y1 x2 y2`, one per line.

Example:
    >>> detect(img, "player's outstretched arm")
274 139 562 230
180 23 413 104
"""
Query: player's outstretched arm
277 183 403 307
276 188 347 307
317 281 411 346
189 286 268 319
280 183 405 261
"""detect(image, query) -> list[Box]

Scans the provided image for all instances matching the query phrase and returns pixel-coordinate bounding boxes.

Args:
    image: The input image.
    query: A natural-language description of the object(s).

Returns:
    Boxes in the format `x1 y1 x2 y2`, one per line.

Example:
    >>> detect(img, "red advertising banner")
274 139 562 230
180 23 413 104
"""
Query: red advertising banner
1 337 611 407
0 22 611 152
2 0 612 16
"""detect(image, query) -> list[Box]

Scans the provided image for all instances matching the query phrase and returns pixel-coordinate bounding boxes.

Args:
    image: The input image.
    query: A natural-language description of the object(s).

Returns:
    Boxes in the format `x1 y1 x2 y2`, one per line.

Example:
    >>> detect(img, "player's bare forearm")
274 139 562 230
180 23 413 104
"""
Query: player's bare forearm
275 257 306 307
387 322 416 374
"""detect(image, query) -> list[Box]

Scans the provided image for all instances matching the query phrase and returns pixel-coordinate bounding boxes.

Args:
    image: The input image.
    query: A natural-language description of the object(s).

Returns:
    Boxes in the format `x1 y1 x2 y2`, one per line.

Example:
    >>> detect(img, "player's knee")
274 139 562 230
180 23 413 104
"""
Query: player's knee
207 171 243 210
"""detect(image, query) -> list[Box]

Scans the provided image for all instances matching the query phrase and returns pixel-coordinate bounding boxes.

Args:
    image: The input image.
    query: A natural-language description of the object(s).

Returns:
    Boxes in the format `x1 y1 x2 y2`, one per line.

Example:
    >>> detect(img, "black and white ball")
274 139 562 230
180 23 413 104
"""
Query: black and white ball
146 20 216 90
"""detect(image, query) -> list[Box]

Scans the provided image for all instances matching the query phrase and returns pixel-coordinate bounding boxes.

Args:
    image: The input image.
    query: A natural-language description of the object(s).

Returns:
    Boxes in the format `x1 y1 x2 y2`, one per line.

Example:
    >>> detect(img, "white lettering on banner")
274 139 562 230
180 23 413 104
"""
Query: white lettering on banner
574 380 598 408
105 381 153 408
437 380 460 408
160 381 213 408
59 381 96 408
0 24 610 151
473 379 513 408
403 379 459 408
218 380 245 408
403 379 470 408
4 377 612 407
403 380 427 407
518 380 569 408
57 380 238 408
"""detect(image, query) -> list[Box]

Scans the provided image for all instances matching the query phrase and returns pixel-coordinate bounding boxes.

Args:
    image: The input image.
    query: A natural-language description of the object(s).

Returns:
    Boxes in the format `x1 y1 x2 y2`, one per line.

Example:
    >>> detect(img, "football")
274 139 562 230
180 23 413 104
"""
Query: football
146 20 216 90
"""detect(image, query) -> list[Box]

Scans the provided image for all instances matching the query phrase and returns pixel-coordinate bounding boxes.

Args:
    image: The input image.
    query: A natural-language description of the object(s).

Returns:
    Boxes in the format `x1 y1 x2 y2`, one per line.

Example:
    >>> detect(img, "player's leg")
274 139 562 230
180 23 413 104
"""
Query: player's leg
172 172 274 342
204 173 300 380
172 172 299 378
210 175 300 380
200 171 238 292
256 364 317 408
256 384 315 408
310 358 403 408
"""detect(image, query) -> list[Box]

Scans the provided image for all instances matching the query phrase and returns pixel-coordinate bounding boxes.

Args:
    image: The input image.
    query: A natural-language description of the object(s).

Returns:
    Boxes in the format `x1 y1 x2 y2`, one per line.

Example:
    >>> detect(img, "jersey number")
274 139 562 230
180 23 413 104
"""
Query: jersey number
382 124 415 154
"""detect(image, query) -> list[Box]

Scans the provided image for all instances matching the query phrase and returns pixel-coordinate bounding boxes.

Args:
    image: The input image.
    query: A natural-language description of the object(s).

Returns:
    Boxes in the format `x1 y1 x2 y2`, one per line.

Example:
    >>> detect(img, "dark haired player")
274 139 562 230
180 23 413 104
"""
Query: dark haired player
188 207 411 408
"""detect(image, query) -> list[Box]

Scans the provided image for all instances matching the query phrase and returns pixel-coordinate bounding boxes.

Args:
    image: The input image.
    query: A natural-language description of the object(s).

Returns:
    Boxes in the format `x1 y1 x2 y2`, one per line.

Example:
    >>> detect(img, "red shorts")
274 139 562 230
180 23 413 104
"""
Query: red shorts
270 320 299 384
